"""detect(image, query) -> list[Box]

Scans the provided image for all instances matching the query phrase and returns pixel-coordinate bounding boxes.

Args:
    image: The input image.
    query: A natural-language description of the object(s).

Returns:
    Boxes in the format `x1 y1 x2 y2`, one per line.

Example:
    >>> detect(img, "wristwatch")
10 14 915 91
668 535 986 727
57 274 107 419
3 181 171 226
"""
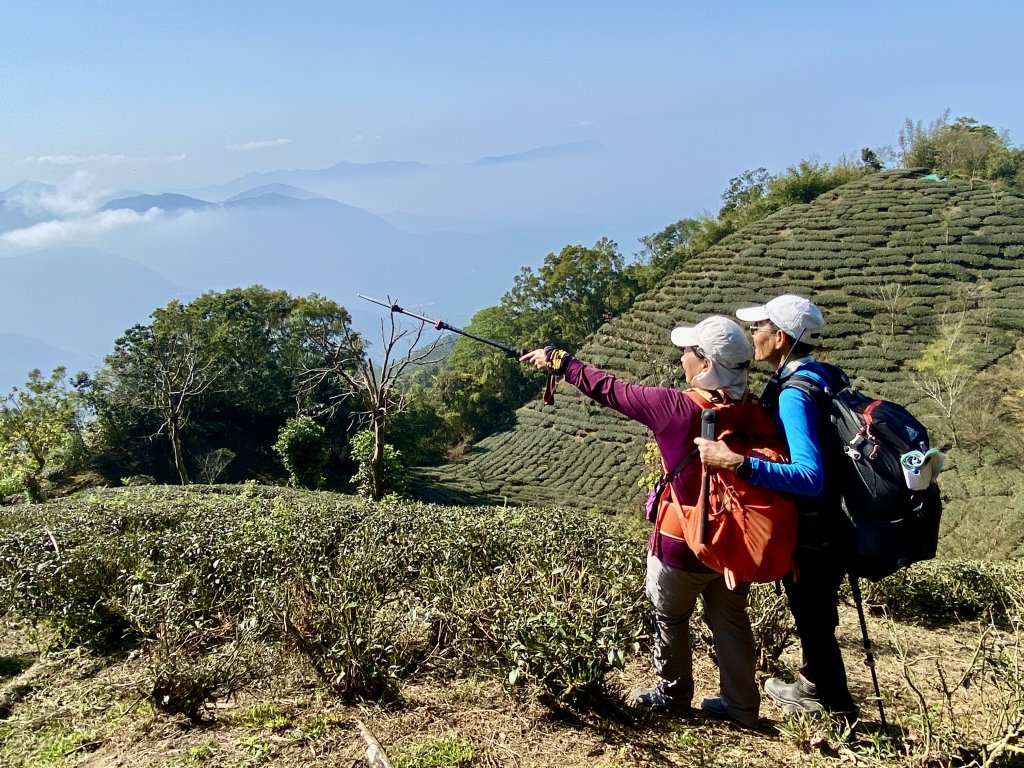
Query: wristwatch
736 456 753 480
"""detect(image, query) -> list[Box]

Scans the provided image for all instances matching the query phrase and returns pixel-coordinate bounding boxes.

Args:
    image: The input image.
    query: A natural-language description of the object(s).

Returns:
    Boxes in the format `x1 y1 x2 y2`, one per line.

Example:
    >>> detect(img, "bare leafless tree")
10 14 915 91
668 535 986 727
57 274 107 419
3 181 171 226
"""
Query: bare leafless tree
144 334 223 484
875 281 910 344
910 313 973 448
300 303 445 500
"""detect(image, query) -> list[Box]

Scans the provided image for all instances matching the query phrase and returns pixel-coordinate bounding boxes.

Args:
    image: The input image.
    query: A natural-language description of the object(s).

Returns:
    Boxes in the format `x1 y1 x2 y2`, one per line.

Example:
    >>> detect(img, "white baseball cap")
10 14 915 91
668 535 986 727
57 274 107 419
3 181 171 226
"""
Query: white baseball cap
670 315 753 369
736 294 825 346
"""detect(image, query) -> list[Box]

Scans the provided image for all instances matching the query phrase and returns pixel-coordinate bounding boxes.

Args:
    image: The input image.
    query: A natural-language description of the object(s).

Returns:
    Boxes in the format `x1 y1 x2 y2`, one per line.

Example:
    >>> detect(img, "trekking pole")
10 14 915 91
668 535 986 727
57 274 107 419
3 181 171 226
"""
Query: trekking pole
849 574 888 729
357 294 524 359
698 409 716 544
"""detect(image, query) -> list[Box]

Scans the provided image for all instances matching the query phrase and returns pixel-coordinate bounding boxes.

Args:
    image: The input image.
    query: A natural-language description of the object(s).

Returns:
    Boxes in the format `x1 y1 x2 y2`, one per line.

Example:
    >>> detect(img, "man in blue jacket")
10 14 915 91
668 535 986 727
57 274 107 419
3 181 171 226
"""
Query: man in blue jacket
696 294 857 721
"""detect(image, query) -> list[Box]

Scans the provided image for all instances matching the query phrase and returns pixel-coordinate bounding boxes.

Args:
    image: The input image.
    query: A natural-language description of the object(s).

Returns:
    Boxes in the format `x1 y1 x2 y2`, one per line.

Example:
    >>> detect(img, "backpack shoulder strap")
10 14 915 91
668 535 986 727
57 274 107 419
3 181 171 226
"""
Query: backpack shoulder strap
664 448 700 483
783 361 848 402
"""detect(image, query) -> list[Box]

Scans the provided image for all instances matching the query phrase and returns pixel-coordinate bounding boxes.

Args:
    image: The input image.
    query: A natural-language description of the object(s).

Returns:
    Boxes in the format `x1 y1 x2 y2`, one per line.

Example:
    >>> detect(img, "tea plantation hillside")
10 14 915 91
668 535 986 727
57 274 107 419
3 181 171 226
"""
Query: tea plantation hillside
415 169 1024 557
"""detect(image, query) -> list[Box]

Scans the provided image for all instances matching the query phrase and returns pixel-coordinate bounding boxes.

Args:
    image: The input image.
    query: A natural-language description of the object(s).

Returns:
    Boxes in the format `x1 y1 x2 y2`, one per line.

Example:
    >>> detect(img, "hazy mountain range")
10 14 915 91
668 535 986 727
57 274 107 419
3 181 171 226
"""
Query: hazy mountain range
0 141 631 391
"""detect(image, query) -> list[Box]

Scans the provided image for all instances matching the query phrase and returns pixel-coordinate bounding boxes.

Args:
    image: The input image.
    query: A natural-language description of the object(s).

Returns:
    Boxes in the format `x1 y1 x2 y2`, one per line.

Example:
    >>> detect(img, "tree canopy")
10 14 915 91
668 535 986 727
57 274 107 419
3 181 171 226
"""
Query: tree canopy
0 367 85 501
83 286 358 484
900 112 1024 188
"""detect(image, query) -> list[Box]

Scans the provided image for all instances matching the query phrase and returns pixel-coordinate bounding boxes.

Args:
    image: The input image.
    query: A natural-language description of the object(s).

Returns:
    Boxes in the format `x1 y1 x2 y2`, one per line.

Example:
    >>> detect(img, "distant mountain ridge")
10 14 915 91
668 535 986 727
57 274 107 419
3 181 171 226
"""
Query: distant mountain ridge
0 139 636 390
100 193 216 213
223 184 324 203
471 140 606 166
0 184 573 391
0 332 94 392
188 160 432 202
0 246 185 385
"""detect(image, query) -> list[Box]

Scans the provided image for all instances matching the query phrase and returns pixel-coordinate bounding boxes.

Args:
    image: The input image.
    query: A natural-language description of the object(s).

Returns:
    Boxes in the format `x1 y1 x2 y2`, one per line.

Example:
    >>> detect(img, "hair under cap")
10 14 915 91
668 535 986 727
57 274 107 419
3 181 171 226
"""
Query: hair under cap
670 315 753 369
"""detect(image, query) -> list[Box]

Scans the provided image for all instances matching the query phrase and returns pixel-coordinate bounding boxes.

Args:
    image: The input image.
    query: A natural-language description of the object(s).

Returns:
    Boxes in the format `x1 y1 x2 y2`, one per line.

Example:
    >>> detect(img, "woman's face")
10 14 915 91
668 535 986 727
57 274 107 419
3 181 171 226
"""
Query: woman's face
680 346 711 384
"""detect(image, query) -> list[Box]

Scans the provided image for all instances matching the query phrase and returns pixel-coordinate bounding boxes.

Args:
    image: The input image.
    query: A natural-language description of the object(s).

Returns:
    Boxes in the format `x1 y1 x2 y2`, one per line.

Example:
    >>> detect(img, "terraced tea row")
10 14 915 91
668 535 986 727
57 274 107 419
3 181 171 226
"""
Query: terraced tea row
415 169 1024 515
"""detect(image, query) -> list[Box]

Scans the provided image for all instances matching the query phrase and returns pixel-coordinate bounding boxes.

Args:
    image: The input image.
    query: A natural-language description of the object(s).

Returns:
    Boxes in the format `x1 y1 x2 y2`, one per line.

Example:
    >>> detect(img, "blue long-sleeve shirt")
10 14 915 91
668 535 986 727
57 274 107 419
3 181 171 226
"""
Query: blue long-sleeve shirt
748 359 826 498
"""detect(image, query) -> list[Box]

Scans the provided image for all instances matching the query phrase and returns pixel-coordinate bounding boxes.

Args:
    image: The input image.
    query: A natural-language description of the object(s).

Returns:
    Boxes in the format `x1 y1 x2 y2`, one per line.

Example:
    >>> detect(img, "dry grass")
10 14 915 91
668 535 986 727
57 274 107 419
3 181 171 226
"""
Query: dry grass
3 597 1012 768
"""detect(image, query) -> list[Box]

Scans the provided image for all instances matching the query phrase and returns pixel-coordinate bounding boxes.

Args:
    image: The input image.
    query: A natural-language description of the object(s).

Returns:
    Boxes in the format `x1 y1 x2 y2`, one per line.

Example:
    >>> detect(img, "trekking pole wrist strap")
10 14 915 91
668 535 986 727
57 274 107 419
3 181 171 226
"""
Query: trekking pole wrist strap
543 346 571 375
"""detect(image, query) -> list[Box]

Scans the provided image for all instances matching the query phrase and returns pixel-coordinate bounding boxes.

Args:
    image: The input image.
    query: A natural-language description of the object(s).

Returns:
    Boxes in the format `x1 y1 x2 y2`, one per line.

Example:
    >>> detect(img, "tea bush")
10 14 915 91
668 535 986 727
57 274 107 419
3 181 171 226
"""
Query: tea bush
7 485 1018 722
0 487 651 712
859 560 1023 626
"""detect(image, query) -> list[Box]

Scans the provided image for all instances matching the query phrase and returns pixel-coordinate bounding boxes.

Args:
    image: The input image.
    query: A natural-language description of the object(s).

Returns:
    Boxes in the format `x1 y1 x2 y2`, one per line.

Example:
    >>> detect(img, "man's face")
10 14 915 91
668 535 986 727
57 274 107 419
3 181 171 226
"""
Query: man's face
749 321 785 364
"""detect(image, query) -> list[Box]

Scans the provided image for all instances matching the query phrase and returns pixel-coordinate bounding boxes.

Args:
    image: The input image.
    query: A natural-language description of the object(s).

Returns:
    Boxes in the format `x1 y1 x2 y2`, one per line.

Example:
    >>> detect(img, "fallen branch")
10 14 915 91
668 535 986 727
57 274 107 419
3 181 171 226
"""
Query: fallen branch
981 723 1024 768
356 719 394 768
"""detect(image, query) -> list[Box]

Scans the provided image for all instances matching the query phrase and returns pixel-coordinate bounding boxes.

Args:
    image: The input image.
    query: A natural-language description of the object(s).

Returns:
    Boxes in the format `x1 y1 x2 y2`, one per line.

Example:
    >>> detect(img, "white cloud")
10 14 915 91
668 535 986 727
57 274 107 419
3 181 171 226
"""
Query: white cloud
22 153 128 166
0 208 161 248
6 171 111 217
226 138 292 151
149 153 188 164
20 152 187 167
342 134 383 146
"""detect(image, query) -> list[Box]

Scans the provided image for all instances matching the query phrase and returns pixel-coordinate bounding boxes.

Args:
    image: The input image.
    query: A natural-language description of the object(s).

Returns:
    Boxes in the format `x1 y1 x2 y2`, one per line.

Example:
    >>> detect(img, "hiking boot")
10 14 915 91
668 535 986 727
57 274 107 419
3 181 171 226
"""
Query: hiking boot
765 676 820 710
631 687 691 716
700 696 758 728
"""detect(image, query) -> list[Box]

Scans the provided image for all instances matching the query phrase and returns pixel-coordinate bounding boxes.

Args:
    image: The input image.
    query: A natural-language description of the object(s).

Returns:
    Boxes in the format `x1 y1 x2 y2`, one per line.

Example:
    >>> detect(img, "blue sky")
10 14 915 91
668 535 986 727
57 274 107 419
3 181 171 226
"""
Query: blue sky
2 1 1023 248
1 1 1023 386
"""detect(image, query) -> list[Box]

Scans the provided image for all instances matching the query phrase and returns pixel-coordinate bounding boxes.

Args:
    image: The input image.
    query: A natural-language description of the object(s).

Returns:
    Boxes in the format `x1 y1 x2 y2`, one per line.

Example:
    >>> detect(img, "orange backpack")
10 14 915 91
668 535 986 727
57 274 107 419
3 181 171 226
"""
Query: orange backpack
653 389 798 589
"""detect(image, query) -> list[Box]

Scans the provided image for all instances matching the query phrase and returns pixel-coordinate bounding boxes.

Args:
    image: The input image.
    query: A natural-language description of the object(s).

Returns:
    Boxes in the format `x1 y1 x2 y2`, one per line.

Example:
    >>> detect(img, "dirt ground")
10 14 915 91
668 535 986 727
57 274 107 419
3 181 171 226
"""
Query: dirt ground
0 603 1013 768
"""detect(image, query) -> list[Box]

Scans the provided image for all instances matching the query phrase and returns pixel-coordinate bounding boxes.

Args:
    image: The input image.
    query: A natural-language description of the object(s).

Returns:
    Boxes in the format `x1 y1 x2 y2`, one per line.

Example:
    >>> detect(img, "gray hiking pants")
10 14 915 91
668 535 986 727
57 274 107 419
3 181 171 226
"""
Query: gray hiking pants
645 554 759 723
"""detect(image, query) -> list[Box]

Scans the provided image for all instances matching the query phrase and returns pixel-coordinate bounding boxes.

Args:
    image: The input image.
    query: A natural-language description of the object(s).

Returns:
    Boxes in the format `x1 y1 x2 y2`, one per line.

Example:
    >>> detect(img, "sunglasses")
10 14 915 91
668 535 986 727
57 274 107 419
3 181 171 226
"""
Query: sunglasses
682 345 706 359
748 323 777 335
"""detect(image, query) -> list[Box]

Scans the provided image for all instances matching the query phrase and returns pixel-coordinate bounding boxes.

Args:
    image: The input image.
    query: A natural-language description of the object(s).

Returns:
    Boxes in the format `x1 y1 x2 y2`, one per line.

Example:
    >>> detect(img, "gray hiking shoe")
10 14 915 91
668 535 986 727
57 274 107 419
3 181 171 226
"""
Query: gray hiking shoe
765 676 820 711
768 677 859 724
700 696 759 728
631 687 691 716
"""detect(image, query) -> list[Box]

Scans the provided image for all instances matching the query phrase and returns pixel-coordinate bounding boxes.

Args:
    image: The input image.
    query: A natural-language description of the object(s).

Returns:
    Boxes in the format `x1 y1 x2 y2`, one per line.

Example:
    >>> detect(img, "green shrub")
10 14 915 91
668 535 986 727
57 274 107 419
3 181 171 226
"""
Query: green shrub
859 560 1020 626
434 509 648 706
350 429 408 499
0 516 136 647
273 416 328 489
0 488 654 714
280 522 430 701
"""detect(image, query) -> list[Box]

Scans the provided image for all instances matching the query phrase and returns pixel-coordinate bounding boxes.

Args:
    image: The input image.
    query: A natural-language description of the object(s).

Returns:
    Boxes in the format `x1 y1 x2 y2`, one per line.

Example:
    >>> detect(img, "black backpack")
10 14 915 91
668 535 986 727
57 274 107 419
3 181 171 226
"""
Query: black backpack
785 363 943 581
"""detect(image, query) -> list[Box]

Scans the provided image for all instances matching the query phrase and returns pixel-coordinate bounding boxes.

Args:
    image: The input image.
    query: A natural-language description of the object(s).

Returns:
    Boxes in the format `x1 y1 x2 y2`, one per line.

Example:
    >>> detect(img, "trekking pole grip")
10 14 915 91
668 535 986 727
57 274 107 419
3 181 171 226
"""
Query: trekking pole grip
698 409 716 545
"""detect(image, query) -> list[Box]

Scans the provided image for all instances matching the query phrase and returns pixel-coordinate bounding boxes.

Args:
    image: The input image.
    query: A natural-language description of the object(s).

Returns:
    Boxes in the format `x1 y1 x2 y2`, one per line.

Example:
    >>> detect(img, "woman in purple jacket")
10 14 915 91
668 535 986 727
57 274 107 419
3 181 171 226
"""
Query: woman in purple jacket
521 316 759 728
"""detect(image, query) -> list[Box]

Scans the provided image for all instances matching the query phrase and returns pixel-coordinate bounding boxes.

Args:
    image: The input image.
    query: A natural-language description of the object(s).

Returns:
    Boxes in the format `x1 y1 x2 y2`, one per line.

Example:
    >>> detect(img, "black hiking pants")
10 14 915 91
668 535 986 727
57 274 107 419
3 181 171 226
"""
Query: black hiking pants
782 548 857 715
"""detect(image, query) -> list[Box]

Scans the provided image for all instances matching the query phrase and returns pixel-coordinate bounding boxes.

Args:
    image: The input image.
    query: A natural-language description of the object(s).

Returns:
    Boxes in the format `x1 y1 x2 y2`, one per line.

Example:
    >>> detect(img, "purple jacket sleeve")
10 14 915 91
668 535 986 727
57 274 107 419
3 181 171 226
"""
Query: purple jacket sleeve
562 359 709 573
562 359 701 492
563 359 692 432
